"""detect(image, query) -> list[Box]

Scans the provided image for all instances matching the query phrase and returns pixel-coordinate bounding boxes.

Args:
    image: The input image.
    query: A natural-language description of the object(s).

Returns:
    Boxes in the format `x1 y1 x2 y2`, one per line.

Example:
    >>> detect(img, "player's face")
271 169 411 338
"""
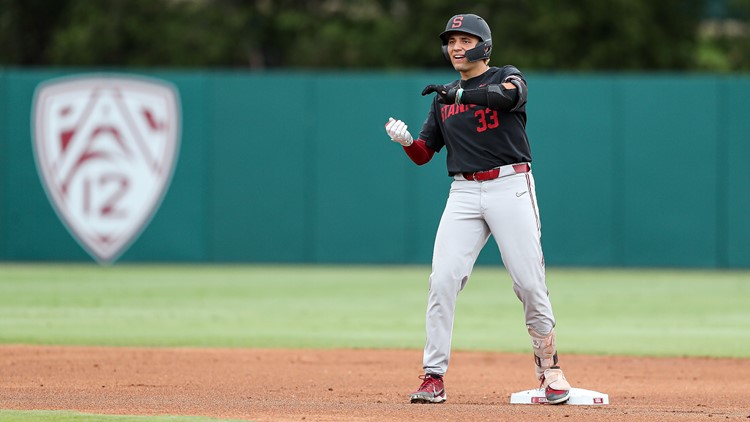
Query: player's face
446 33 483 73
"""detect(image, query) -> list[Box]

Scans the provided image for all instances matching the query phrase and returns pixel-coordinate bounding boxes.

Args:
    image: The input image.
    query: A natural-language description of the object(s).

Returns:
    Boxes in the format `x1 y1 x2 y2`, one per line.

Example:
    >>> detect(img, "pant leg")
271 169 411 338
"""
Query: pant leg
423 180 490 375
482 172 555 334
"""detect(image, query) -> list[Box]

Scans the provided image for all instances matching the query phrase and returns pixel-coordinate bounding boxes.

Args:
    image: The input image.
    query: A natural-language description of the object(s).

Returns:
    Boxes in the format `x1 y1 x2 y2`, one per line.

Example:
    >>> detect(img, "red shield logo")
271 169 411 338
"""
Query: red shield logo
32 75 181 263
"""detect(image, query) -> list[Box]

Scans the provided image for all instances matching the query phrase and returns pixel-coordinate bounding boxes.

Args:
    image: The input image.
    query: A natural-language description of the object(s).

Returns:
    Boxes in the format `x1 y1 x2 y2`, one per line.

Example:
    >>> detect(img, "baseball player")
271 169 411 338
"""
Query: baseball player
384 13 572 404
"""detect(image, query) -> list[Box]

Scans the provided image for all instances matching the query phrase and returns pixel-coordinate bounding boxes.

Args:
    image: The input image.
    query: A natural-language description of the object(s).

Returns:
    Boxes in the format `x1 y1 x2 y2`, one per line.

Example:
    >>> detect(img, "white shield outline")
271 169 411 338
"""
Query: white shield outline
31 74 181 264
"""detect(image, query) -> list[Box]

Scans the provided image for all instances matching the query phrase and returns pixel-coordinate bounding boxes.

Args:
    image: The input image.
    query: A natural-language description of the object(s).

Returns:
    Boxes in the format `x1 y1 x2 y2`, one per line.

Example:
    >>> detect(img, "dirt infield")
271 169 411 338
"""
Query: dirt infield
1 345 748 421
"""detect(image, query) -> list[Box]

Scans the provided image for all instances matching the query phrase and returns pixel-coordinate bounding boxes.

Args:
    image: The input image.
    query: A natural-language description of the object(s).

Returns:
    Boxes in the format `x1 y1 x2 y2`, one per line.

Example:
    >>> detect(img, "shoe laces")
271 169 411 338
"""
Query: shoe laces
417 374 442 391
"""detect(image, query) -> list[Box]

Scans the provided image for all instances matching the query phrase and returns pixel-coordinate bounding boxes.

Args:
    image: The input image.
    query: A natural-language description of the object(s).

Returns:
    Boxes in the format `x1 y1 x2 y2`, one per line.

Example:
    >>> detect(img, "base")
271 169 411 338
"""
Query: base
510 387 609 405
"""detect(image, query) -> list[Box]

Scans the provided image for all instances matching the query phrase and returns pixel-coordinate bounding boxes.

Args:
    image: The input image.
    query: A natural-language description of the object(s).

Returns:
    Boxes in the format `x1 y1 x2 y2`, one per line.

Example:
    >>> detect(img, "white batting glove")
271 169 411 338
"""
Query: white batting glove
385 117 413 147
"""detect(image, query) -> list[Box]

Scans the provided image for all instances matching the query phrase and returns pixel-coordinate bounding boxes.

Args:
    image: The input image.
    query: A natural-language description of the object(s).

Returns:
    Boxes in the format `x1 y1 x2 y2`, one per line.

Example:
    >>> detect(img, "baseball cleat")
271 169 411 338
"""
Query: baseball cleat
409 374 446 404
545 386 571 404
541 366 571 404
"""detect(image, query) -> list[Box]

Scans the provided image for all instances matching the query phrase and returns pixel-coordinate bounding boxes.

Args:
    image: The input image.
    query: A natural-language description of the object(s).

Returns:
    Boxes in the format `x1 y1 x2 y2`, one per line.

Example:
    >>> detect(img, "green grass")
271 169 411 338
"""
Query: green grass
0 264 749 357
2 264 749 421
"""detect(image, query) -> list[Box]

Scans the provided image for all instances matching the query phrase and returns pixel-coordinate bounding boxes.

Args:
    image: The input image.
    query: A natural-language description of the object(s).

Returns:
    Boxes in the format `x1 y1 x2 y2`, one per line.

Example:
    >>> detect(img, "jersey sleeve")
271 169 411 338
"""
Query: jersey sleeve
418 100 445 153
500 65 526 84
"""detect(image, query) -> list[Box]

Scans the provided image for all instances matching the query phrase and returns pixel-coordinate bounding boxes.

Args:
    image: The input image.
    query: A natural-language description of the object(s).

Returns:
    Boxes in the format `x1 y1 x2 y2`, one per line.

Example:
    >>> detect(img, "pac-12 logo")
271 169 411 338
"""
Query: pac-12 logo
32 75 181 264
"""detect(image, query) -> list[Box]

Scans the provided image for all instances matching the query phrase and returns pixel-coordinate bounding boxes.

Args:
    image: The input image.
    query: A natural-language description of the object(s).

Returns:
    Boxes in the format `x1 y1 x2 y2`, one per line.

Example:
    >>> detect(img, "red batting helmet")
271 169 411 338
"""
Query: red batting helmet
440 14 493 62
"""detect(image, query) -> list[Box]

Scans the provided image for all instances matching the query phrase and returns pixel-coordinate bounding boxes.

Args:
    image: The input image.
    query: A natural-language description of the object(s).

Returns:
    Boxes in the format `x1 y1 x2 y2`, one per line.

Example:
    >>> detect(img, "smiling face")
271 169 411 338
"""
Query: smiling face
445 32 489 79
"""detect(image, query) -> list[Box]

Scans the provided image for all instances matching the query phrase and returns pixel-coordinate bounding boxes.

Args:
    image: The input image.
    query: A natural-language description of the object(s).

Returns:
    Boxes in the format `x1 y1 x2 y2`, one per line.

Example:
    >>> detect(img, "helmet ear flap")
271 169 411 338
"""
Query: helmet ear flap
465 39 492 62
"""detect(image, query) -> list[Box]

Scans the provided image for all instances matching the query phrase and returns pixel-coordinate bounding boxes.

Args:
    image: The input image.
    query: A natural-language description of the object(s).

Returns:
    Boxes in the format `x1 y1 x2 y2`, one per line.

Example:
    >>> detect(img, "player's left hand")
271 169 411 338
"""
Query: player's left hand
422 84 458 104
385 117 414 147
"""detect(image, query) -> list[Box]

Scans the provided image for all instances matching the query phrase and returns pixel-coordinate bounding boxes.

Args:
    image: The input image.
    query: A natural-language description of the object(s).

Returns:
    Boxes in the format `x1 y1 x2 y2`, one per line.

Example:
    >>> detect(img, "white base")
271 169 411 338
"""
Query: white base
510 387 609 405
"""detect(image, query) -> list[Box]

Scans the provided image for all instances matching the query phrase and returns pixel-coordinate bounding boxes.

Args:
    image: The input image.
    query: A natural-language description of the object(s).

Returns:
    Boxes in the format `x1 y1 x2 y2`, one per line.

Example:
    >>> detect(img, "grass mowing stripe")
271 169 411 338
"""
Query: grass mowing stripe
0 264 748 357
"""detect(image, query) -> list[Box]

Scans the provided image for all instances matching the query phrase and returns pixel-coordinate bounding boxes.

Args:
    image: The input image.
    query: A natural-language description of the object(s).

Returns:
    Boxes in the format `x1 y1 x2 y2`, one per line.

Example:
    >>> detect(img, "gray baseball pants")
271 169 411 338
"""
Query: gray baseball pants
422 169 556 375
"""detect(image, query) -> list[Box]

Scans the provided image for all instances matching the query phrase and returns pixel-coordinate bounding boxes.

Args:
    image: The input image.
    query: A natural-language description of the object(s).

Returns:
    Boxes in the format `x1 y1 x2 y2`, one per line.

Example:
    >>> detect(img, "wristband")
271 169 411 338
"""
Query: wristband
456 88 464 105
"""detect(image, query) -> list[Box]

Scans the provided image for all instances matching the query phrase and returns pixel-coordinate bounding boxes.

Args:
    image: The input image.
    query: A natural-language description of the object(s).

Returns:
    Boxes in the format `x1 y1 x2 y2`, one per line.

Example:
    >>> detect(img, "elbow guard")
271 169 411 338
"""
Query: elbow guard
486 85 519 111
505 75 527 111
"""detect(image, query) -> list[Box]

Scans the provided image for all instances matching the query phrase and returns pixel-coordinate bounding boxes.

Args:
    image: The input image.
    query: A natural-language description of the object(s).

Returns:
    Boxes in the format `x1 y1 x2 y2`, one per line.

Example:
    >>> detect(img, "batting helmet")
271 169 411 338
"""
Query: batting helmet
439 14 492 63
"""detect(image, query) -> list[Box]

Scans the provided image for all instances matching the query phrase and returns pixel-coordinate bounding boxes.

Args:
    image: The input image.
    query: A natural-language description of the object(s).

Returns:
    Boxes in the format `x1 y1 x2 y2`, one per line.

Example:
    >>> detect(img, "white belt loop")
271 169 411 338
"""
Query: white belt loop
498 164 514 178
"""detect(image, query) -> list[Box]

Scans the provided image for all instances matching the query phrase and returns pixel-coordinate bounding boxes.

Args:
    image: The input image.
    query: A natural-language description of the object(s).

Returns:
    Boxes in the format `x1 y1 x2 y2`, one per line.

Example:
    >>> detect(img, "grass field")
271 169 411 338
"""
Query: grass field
2 263 749 421
1 263 748 357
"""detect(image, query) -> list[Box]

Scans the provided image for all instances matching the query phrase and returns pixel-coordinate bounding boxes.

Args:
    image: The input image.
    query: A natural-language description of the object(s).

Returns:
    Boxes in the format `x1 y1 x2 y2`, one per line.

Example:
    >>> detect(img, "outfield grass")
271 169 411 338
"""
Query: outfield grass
0 264 748 357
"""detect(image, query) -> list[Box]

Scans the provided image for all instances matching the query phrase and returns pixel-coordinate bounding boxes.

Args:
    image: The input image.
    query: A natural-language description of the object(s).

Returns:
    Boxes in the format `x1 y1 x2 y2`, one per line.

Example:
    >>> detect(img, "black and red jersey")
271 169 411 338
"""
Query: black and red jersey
418 65 531 176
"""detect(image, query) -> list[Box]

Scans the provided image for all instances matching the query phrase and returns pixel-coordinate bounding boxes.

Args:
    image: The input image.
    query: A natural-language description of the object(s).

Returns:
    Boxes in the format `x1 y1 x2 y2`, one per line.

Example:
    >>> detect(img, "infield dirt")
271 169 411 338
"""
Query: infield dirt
1 345 747 421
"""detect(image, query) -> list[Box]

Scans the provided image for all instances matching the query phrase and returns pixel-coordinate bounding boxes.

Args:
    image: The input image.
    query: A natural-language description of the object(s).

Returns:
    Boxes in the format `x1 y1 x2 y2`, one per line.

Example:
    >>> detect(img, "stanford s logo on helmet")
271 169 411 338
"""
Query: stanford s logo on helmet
440 14 492 63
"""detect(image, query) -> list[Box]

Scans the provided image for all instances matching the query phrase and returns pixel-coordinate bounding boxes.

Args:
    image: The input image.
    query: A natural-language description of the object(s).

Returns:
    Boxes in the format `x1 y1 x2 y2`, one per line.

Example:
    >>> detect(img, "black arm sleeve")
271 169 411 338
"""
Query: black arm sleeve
458 84 520 111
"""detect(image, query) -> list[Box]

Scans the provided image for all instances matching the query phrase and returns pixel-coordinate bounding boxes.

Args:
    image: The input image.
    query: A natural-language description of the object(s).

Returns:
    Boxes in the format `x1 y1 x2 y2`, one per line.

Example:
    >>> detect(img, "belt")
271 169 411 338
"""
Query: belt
460 163 530 181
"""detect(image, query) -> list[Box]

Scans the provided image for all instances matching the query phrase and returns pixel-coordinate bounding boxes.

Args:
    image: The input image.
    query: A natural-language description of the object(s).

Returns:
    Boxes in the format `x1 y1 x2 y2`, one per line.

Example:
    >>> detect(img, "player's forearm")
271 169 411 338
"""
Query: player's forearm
403 139 435 165
458 82 521 111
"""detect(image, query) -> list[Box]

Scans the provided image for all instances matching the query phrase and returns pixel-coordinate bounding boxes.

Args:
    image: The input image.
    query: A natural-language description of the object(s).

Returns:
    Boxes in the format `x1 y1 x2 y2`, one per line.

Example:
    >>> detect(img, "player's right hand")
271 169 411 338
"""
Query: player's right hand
385 117 413 147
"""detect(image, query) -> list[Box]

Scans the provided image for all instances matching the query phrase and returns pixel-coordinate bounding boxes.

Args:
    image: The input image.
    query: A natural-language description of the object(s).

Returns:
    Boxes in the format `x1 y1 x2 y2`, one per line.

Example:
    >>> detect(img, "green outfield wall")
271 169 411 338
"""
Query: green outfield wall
0 69 748 268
